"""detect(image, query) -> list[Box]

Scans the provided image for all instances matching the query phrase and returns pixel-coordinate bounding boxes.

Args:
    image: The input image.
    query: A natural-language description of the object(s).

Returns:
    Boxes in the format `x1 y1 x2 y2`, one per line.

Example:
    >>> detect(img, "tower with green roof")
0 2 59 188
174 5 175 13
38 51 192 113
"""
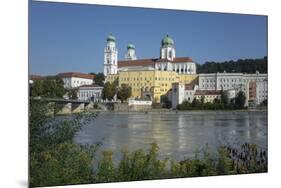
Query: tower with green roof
160 34 176 61
104 33 118 76
125 42 137 60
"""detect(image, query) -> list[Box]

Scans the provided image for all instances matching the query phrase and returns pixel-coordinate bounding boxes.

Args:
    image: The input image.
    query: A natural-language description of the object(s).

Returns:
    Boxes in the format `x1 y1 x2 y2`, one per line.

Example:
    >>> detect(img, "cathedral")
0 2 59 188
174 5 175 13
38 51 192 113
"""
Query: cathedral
103 33 198 103
103 33 197 76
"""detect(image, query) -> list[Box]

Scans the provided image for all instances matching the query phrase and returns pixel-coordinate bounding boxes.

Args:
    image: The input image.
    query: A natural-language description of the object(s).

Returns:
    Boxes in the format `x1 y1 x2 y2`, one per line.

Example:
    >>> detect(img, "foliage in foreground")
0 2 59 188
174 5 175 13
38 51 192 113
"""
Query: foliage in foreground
95 143 267 183
29 100 267 187
29 100 99 187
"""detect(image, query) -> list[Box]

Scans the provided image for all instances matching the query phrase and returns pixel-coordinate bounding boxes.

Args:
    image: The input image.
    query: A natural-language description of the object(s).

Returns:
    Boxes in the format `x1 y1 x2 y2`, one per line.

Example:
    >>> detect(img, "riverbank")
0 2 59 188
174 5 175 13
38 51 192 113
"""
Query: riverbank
85 108 267 115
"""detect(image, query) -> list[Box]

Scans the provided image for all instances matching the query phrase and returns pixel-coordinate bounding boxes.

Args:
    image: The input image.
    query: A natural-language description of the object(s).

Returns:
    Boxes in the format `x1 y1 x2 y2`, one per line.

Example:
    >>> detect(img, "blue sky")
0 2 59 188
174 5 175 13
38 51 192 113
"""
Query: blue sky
29 1 267 75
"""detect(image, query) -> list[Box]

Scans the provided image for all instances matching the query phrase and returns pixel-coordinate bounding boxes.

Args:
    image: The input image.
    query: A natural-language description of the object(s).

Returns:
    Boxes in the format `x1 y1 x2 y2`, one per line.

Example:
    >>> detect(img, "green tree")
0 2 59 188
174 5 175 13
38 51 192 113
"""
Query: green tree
67 88 78 99
200 96 205 104
90 72 105 86
29 100 99 187
31 80 44 97
31 77 66 98
197 57 267 74
117 84 132 102
235 91 246 108
213 97 220 104
260 99 267 106
101 82 116 101
220 90 228 105
192 98 201 108
160 95 171 109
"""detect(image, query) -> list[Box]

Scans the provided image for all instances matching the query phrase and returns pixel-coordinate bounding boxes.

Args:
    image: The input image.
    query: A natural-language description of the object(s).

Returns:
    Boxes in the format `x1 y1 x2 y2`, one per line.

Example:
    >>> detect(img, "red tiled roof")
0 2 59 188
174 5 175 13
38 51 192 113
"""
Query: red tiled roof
30 75 44 80
57 72 94 79
156 59 170 62
118 58 158 67
118 57 194 67
173 57 193 63
195 90 221 96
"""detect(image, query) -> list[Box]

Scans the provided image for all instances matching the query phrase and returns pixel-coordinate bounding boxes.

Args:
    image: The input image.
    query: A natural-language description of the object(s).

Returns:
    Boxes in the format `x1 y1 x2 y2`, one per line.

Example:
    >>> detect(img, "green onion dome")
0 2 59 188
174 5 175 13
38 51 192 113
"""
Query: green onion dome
161 34 174 47
107 33 116 42
127 42 135 49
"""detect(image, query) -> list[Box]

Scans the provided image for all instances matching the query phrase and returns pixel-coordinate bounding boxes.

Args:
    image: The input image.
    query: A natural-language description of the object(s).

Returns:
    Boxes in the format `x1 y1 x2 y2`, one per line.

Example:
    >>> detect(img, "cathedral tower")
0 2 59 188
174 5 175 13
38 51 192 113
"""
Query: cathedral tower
125 42 137 60
104 33 118 76
160 35 176 61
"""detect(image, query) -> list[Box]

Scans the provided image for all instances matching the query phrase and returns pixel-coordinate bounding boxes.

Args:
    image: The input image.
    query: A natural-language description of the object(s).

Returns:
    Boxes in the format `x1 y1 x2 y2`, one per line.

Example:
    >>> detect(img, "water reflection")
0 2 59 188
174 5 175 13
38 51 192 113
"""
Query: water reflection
74 111 268 161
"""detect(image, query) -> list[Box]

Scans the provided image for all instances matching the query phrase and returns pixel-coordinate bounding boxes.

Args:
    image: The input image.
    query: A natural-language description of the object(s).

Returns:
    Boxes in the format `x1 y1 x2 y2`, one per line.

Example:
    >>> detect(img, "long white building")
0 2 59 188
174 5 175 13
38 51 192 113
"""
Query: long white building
198 72 268 105
77 84 103 101
57 72 94 89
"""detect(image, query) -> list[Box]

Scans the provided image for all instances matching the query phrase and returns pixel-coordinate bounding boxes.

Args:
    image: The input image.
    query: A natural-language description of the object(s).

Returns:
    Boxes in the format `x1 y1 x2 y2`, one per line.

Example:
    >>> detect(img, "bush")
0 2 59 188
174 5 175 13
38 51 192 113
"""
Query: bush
29 100 99 187
30 143 95 187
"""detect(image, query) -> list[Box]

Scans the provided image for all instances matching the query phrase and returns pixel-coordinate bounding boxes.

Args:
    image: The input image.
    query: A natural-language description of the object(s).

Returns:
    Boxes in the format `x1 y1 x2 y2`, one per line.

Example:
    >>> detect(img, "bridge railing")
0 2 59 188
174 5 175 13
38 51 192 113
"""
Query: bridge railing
31 97 91 104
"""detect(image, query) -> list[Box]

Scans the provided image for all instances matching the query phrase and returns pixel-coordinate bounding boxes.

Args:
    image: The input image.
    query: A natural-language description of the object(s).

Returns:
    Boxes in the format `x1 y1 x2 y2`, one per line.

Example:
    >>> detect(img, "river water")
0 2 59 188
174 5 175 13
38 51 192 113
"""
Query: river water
74 111 267 161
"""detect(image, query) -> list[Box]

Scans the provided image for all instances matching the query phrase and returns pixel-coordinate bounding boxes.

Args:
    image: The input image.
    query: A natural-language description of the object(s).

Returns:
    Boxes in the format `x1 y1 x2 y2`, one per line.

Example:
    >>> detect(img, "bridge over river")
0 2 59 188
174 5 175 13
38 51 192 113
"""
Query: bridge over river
31 97 117 115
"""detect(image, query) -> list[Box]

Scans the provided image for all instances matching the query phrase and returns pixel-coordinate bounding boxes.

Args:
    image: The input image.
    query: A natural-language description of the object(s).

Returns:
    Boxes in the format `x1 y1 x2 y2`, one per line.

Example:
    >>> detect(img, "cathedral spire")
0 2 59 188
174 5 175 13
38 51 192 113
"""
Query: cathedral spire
104 33 118 76
160 35 175 60
125 42 137 60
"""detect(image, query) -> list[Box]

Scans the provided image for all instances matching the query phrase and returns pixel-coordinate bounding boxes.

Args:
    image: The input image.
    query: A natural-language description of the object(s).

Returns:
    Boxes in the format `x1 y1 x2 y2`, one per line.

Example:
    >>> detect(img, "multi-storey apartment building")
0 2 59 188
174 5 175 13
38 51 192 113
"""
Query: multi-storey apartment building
198 72 267 105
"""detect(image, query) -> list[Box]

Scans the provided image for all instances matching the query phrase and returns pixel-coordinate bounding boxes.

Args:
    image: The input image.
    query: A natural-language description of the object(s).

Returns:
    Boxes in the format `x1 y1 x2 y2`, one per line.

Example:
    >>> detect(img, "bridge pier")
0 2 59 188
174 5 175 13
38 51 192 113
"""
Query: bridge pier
85 101 94 110
55 102 72 115
72 103 85 113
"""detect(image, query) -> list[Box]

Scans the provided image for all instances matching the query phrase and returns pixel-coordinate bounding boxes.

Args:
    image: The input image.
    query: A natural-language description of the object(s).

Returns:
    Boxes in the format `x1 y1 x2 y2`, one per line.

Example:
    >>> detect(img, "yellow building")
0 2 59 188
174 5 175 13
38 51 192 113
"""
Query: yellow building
106 71 198 103
194 90 221 103
105 74 119 84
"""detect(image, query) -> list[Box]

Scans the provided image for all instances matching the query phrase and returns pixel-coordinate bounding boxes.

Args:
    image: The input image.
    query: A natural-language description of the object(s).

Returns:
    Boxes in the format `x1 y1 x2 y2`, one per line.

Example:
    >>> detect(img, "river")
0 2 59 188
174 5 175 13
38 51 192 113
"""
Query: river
74 111 267 161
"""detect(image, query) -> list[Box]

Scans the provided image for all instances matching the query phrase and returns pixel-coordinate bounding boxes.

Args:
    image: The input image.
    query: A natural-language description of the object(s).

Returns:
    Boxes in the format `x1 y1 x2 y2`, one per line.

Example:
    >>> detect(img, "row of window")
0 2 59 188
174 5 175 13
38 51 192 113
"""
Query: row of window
120 77 175 81
130 82 171 87
194 96 219 101
131 87 169 93
106 46 117 51
185 91 194 95
202 78 243 83
202 84 216 88
132 88 152 92
78 91 101 98
129 83 152 87
201 84 245 89
106 59 117 64
64 79 92 85
201 78 266 83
